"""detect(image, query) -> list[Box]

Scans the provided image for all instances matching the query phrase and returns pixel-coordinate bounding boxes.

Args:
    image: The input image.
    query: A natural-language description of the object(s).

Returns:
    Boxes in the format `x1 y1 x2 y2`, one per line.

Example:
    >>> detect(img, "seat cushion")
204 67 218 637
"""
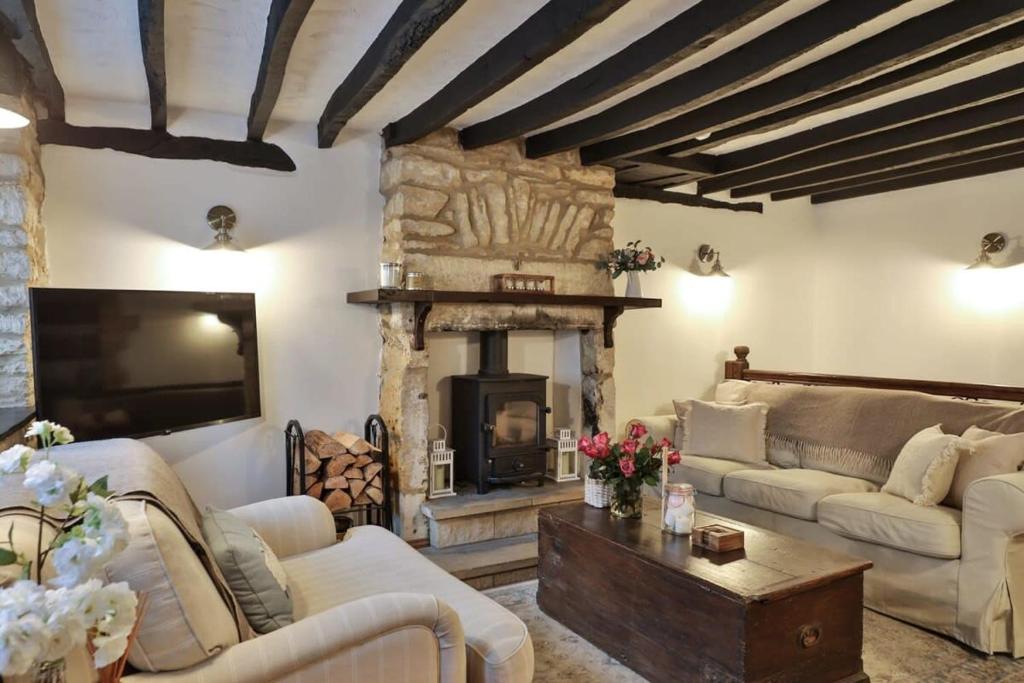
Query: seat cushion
723 469 878 520
282 526 533 683
819 492 962 559
671 455 771 496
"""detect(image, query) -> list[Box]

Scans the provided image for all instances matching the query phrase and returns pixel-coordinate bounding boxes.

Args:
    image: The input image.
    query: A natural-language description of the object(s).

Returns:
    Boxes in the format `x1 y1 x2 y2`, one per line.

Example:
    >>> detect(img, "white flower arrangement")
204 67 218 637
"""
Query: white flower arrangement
0 421 141 679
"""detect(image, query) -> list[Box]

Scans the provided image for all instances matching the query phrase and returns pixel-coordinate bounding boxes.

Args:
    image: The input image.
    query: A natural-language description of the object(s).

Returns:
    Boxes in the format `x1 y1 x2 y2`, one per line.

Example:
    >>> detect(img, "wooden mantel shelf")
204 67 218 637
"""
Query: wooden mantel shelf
347 288 661 350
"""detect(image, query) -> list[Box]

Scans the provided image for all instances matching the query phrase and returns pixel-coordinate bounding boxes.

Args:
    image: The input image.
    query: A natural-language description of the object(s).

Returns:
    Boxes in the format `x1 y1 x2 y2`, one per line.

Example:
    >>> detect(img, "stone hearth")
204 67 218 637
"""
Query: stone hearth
375 130 616 541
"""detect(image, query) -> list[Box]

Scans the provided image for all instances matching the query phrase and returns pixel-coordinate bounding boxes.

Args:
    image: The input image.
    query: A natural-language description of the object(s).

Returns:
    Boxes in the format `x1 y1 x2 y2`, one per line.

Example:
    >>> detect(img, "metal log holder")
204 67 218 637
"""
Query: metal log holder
285 415 393 534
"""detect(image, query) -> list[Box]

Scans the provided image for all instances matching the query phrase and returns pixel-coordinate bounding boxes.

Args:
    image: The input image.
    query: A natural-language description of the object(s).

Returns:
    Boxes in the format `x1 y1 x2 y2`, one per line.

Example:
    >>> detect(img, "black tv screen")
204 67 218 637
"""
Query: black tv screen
30 288 261 441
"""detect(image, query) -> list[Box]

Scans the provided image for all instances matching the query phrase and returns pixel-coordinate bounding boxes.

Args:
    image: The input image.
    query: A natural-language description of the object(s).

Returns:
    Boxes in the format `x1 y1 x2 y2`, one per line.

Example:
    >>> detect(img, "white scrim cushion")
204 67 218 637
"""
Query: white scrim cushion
882 425 966 506
943 426 1024 509
714 380 751 405
674 399 768 464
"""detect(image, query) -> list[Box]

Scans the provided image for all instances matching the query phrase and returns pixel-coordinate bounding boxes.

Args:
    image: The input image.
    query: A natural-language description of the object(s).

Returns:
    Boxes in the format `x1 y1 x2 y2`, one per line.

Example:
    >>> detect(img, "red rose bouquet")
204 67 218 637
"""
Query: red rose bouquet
579 422 680 518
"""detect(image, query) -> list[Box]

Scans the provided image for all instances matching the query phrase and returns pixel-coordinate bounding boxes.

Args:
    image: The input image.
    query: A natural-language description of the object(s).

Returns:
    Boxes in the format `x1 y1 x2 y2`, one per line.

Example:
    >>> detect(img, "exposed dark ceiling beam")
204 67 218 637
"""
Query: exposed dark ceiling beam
702 61 1024 193
703 91 1024 195
771 141 1024 201
658 19 1024 160
458 0 786 150
731 118 1024 198
137 0 166 130
614 165 696 185
614 183 762 213
37 120 296 172
628 152 718 176
811 150 1024 204
0 0 63 119
384 0 629 148
526 0 908 159
248 0 314 141
318 0 466 148
580 1 1024 164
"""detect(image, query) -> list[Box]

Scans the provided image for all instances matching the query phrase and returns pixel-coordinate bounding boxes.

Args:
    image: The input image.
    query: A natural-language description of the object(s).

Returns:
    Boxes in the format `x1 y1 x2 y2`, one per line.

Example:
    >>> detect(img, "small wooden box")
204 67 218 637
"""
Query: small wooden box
491 273 554 294
692 524 745 552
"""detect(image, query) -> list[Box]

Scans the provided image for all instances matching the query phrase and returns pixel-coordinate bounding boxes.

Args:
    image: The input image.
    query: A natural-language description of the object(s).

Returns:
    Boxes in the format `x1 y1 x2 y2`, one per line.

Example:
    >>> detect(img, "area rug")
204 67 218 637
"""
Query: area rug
486 581 1024 682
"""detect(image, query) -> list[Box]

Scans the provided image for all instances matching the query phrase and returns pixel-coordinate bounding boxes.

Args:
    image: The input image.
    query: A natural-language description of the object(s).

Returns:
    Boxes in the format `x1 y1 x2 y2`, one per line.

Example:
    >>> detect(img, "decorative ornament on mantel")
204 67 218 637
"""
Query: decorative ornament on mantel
606 240 665 298
428 425 456 500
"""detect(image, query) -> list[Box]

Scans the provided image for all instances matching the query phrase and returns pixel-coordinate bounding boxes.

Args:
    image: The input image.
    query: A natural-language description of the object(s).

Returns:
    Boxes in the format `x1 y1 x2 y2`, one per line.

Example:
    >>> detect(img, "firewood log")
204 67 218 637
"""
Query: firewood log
324 476 349 489
304 451 321 474
354 493 372 505
369 475 382 489
324 489 352 511
305 430 349 459
325 455 356 478
305 482 324 499
343 466 364 480
353 454 375 468
349 478 367 500
332 431 379 455
365 486 384 505
363 463 383 481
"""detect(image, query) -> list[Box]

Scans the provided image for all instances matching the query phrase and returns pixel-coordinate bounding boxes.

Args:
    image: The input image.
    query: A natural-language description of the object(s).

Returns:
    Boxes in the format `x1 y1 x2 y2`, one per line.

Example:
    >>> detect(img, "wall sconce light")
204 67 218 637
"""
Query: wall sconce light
0 36 31 129
966 232 1007 270
697 244 730 277
204 205 244 251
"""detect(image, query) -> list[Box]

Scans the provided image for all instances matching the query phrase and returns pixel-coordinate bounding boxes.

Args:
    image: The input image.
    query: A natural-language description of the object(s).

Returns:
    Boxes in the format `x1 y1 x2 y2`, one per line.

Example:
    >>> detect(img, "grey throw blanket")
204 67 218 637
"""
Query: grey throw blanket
747 383 1024 484
0 438 251 640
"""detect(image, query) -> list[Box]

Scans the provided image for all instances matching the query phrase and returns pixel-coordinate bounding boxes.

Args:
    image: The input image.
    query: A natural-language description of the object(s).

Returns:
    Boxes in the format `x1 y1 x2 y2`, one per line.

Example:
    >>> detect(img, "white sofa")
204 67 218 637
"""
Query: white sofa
631 383 1024 658
1 439 534 683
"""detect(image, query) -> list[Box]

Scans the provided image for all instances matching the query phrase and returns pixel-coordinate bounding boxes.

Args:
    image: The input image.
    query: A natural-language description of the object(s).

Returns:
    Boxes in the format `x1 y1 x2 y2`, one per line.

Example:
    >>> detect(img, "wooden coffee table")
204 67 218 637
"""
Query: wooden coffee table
537 503 872 683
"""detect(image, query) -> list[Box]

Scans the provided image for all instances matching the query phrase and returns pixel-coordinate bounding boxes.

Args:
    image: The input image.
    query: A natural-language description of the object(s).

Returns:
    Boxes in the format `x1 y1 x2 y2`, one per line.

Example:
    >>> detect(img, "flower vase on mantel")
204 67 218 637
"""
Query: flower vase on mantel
625 271 642 298
606 240 665 299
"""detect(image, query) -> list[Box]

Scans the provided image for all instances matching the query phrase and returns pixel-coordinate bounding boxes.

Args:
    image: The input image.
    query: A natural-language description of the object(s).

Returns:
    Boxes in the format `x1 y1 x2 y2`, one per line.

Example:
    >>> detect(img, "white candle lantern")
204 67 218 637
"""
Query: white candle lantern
547 428 580 482
428 425 456 499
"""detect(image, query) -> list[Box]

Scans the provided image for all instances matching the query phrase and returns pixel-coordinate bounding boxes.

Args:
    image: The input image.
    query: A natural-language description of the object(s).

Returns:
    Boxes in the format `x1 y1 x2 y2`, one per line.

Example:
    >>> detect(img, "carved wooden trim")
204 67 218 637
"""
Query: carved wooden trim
725 345 1024 403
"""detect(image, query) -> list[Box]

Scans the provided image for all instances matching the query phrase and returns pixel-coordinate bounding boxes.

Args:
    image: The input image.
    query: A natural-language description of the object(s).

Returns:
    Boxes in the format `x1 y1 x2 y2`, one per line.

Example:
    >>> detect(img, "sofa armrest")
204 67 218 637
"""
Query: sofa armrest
625 415 678 446
959 472 1024 656
229 496 336 559
124 593 466 683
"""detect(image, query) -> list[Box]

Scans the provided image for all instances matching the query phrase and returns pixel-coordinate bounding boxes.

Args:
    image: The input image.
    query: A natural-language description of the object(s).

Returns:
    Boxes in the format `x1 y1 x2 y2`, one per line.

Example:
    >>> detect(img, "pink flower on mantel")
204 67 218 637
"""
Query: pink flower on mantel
619 456 636 478
637 250 651 266
629 422 648 440
667 451 681 466
621 439 638 455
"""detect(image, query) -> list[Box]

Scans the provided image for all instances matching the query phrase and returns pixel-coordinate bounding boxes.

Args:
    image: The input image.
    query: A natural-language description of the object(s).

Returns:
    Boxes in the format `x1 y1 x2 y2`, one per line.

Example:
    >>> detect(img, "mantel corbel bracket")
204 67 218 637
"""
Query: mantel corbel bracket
603 305 625 348
413 302 433 351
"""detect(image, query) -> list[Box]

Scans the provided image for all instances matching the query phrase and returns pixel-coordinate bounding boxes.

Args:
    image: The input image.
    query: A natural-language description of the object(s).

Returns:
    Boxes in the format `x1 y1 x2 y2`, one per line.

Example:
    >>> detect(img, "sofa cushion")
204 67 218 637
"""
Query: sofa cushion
819 492 962 559
723 469 878 521
944 426 1024 509
202 507 294 635
106 501 239 672
671 455 771 496
283 525 533 683
674 399 769 463
882 425 965 506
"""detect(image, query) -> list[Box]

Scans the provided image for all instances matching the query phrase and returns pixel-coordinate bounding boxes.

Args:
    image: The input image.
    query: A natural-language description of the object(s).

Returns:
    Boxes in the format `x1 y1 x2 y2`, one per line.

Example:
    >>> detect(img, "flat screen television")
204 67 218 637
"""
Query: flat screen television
30 288 261 441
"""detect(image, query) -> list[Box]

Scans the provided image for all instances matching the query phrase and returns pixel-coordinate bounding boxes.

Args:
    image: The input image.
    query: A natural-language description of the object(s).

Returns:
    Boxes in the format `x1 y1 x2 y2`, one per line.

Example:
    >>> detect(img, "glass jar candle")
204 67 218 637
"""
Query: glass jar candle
663 482 696 535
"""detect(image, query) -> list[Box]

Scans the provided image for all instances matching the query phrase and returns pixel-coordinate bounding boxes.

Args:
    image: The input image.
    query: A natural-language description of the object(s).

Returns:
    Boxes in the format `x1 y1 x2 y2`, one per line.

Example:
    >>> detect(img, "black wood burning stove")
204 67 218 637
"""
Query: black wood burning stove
452 331 549 494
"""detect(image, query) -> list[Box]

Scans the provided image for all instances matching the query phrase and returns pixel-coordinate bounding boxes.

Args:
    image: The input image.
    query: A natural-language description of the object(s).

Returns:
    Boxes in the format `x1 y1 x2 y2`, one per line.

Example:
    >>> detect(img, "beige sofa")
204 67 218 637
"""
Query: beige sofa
1 439 533 683
631 382 1024 658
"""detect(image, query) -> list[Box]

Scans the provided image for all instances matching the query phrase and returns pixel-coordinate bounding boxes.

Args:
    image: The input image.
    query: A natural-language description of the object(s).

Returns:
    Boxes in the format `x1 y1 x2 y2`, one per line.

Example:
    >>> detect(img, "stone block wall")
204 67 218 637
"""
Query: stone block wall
376 130 617 540
0 95 46 407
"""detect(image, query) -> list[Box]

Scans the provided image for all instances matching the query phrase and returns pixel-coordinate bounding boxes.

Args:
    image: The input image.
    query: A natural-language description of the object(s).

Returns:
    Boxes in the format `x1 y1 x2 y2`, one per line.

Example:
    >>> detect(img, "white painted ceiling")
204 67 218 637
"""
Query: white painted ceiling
31 0 1024 157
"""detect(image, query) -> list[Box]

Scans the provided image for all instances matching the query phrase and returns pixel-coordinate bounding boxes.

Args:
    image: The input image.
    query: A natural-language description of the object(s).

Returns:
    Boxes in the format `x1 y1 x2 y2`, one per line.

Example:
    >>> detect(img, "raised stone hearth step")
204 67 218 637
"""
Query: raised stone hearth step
421 481 583 548
420 533 538 590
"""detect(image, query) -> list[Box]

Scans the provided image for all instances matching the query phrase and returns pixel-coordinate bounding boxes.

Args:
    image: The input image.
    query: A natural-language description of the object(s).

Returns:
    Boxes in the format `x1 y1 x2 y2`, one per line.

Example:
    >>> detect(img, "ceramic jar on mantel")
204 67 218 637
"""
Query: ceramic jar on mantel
625 271 643 298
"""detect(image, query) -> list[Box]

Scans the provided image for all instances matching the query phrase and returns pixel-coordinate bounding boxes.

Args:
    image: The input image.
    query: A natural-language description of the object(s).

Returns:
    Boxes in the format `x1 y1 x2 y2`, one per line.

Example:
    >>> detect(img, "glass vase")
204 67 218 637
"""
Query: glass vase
33 659 67 683
610 488 643 519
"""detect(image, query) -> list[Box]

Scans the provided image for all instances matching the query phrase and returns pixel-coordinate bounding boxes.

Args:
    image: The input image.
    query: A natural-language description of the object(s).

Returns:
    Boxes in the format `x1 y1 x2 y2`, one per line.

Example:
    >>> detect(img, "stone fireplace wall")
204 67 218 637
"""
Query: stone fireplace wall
0 94 46 408
377 130 616 539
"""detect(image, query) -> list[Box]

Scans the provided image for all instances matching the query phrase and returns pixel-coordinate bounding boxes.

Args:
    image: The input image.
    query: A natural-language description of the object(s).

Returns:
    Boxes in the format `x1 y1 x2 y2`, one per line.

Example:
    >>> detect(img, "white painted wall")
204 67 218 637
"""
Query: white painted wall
40 126 384 509
612 168 1024 435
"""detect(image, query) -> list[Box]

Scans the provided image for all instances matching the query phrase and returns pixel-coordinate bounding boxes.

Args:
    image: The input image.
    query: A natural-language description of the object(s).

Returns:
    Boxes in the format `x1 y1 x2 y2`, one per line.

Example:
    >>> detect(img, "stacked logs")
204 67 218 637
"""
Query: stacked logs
301 429 385 512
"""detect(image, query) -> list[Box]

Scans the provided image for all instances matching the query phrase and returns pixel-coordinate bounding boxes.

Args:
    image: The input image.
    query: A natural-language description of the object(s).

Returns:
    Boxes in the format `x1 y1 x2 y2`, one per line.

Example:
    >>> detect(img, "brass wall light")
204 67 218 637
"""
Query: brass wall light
0 34 31 129
697 244 730 277
204 205 244 251
966 232 1007 270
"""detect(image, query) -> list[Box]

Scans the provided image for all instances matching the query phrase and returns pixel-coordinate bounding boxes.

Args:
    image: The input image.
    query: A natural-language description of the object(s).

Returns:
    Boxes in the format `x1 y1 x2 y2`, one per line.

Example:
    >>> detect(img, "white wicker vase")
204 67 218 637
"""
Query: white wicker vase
584 477 612 508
